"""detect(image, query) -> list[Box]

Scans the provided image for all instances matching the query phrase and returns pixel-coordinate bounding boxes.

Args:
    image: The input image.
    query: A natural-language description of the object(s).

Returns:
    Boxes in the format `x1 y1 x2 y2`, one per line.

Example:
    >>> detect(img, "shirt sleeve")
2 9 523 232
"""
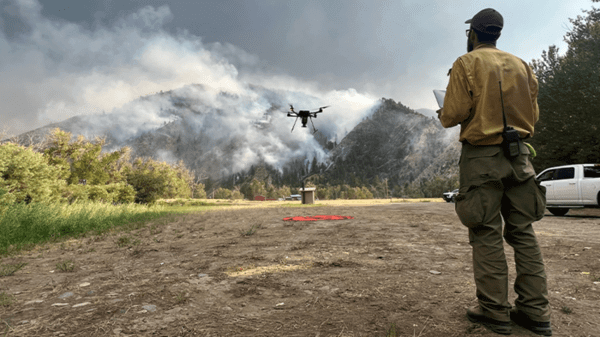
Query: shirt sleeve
529 66 540 123
440 58 472 128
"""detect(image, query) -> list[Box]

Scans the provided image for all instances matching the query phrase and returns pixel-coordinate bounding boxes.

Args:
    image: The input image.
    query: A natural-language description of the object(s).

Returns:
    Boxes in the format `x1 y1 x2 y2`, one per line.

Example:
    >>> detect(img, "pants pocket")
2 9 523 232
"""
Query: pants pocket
534 180 547 221
455 185 486 228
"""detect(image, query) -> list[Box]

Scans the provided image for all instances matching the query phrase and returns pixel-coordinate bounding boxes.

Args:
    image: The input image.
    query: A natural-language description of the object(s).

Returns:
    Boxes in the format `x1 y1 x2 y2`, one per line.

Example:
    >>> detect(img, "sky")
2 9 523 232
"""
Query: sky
1 0 597 137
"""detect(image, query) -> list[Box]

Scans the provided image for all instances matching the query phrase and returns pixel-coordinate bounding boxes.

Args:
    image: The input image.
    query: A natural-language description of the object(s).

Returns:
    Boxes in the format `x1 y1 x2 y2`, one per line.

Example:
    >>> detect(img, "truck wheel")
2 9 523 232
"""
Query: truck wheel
548 208 569 216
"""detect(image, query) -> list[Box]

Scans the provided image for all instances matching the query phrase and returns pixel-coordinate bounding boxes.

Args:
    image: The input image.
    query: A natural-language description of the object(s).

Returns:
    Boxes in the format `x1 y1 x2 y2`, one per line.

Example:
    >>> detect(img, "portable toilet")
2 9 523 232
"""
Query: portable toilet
300 187 316 204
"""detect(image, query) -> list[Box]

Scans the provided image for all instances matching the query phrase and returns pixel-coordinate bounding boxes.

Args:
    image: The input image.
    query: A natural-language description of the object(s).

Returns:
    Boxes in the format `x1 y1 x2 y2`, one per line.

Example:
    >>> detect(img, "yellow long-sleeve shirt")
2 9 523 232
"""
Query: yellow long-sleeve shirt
439 44 539 145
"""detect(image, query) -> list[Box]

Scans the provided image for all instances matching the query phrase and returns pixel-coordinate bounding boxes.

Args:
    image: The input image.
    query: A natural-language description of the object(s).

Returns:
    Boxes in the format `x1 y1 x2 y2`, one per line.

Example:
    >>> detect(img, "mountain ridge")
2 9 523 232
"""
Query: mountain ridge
324 98 459 188
4 84 460 192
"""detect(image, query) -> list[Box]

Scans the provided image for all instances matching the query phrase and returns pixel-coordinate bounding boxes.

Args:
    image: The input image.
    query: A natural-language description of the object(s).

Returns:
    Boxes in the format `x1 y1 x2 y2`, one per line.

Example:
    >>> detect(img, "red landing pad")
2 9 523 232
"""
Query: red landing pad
283 215 354 221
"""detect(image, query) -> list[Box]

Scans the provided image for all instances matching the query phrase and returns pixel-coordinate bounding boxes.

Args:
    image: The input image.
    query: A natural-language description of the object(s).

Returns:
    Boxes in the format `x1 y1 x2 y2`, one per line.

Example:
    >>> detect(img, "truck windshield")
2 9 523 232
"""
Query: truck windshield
584 166 600 178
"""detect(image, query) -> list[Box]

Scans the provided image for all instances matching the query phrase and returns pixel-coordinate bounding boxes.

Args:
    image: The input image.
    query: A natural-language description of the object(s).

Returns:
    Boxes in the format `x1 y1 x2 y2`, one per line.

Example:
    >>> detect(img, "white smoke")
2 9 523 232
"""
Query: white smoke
0 0 379 173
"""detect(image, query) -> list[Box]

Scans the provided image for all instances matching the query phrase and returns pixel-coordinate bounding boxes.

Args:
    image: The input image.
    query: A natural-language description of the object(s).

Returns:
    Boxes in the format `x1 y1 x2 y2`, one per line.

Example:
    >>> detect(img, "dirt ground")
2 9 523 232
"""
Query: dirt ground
1 202 600 336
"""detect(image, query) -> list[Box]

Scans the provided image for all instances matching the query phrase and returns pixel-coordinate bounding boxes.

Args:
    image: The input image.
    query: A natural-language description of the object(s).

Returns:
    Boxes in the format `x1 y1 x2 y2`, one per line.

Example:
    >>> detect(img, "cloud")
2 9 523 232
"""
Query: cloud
1 0 241 136
0 0 379 174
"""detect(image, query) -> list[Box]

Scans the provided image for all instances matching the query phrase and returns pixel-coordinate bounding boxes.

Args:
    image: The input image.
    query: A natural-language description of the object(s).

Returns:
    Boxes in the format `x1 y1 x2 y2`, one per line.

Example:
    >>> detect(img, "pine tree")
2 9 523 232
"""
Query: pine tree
530 1 600 170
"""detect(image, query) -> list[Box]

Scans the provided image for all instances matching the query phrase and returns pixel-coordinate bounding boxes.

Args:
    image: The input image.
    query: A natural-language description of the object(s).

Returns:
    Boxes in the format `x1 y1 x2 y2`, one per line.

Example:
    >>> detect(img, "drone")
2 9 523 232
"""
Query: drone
287 104 329 133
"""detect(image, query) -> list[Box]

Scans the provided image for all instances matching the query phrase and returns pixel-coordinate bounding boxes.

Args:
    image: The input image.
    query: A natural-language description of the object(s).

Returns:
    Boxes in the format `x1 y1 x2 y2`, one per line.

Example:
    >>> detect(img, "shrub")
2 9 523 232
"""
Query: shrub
231 190 244 200
125 157 192 204
0 142 65 204
214 187 233 199
88 185 113 203
106 182 136 204
0 186 16 207
240 178 267 200
61 183 89 204
361 186 374 199
193 182 207 199
42 129 131 186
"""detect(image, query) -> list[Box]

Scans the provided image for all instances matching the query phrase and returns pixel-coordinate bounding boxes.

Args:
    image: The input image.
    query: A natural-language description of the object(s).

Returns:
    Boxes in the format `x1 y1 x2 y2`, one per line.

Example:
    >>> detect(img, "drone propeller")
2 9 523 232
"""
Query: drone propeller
287 104 297 117
316 105 330 112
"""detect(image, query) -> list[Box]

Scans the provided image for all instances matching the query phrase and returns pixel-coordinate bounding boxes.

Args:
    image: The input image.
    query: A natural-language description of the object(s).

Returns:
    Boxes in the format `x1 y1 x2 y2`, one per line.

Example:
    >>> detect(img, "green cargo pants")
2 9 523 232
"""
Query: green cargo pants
455 142 550 323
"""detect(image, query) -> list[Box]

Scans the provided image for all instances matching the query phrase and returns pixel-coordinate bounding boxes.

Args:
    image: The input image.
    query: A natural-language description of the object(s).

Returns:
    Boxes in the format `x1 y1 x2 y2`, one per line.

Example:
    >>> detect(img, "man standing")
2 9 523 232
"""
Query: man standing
437 8 552 336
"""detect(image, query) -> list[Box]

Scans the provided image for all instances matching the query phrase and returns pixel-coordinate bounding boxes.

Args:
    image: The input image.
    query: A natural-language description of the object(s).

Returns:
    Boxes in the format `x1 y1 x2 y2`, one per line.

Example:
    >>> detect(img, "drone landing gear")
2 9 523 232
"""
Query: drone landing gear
310 117 318 134
290 117 318 134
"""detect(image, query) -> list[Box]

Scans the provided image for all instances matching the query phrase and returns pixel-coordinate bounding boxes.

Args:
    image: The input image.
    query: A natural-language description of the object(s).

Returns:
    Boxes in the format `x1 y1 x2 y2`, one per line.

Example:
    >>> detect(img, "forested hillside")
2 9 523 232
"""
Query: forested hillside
324 99 459 193
6 85 461 200
215 98 460 199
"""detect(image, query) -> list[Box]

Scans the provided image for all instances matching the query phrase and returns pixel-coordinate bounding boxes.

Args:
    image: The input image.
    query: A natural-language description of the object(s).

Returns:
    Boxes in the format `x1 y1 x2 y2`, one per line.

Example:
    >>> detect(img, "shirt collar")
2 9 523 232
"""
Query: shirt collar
474 44 497 51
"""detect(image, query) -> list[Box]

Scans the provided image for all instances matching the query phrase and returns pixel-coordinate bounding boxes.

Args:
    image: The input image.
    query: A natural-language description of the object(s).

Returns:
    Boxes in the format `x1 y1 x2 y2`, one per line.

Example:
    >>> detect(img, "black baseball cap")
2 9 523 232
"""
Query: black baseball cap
466 8 503 35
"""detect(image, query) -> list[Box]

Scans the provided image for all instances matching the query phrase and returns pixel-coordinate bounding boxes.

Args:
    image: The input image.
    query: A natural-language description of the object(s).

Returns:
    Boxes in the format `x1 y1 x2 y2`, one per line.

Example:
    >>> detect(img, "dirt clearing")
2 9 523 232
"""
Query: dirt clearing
1 202 599 336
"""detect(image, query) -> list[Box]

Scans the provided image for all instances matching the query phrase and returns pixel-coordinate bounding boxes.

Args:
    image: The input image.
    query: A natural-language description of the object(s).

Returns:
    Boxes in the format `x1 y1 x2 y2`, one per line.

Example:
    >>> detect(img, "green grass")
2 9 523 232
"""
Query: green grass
155 199 229 207
55 260 75 272
239 225 259 237
0 200 178 255
0 262 27 276
0 197 411 256
175 292 188 304
0 292 13 307
116 235 141 248
384 323 398 337
116 236 131 247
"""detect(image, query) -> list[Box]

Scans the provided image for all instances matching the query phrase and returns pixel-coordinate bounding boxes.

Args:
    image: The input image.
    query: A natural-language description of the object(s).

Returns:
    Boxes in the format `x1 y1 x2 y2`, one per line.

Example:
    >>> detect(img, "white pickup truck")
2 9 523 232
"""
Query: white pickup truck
536 164 600 216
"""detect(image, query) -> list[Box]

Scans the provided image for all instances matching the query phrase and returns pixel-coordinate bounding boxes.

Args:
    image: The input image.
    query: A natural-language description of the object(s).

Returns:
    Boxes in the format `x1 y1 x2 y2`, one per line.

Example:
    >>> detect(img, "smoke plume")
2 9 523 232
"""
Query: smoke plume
1 0 379 173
